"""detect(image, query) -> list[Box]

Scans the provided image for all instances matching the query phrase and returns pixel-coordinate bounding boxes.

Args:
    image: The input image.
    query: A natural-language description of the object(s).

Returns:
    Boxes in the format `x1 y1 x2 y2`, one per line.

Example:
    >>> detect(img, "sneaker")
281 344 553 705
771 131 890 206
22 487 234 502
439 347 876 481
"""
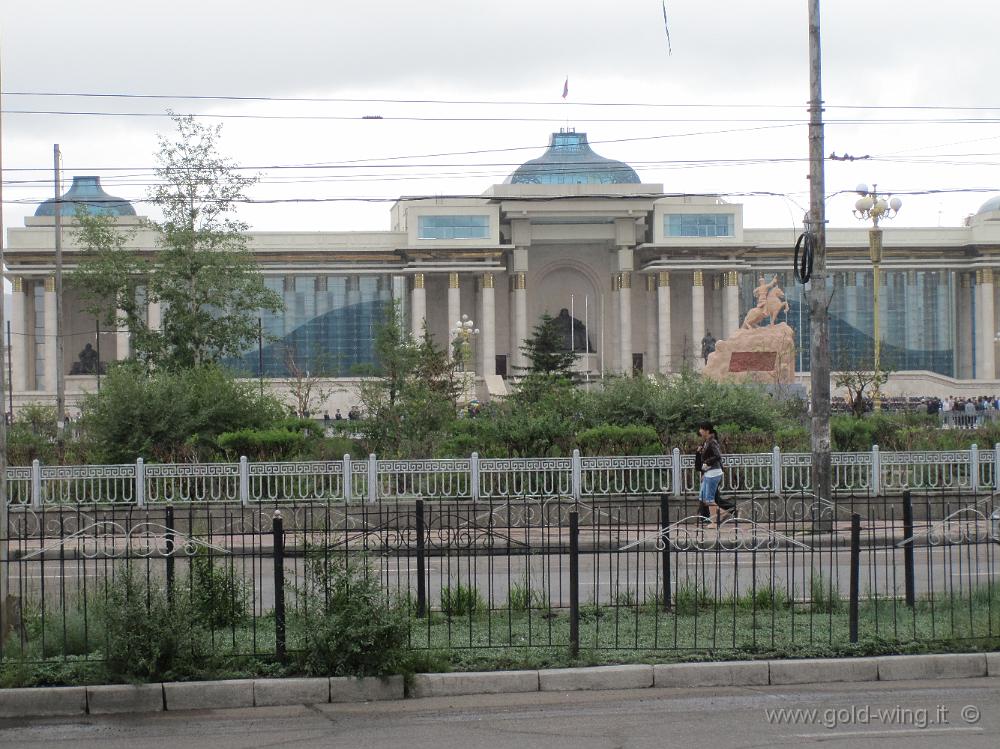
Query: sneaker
698 516 714 526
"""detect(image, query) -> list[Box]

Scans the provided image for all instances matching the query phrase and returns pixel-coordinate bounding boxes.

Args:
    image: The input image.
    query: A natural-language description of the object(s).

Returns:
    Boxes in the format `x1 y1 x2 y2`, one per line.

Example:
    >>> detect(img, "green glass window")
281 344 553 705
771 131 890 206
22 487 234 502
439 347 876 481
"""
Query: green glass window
417 215 490 240
666 214 733 238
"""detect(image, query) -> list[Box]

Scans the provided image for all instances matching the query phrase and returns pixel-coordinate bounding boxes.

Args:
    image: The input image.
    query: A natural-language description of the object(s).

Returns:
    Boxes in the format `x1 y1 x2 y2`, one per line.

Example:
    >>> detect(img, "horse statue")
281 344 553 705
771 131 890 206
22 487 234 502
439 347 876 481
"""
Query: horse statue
742 286 789 329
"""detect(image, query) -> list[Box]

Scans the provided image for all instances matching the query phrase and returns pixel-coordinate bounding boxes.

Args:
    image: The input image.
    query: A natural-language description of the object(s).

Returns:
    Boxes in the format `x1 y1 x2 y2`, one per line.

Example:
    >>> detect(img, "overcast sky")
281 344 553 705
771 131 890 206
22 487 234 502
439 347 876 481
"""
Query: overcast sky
2 0 999 236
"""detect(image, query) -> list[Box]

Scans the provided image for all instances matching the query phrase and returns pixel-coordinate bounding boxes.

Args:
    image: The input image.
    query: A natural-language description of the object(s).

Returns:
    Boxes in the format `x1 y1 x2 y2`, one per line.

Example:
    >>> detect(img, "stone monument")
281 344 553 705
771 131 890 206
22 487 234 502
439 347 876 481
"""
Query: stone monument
703 275 796 385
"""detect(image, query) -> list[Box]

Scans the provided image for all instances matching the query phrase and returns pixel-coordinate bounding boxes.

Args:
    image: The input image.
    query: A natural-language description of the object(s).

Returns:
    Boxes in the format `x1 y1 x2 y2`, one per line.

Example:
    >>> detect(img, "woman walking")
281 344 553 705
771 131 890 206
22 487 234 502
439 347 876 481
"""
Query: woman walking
695 422 730 524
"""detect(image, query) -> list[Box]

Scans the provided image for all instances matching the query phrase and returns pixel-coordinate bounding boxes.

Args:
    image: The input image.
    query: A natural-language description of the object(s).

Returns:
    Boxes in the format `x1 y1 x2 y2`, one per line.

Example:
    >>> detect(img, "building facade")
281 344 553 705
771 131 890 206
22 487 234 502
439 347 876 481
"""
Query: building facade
6 130 1000 413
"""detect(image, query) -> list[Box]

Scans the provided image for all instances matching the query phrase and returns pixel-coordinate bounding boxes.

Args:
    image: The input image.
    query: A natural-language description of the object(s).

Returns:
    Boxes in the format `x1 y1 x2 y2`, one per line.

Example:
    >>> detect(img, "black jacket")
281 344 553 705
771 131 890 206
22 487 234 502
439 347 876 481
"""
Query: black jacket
696 437 723 472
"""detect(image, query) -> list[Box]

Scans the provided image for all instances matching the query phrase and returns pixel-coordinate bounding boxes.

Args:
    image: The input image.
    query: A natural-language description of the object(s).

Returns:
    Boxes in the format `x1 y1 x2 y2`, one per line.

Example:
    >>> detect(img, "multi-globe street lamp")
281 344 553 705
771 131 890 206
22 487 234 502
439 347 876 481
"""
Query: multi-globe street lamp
452 314 479 373
853 184 902 411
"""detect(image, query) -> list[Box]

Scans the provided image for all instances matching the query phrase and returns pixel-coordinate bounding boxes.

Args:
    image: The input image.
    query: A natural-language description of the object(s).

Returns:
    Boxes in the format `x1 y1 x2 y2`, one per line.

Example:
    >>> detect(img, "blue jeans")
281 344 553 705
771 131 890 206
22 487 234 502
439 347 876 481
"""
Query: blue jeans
700 473 723 503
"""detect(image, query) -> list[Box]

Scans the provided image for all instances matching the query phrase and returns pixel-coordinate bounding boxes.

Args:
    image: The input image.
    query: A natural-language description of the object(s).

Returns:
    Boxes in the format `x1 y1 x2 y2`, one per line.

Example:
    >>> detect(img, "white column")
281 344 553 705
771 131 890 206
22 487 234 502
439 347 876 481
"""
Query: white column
657 271 671 374
346 275 361 309
43 277 58 392
447 272 461 360
480 273 496 376
979 268 996 379
958 272 973 379
115 307 130 361
617 247 633 374
618 271 632 374
147 300 162 332
9 277 28 394
725 271 740 337
691 271 705 368
512 270 528 371
645 275 657 375
410 273 426 339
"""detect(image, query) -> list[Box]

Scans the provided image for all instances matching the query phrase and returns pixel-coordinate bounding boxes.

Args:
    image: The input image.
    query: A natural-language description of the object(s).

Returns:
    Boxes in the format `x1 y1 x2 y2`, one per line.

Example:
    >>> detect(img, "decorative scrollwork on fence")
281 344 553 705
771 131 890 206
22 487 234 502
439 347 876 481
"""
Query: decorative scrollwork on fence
21 521 229 559
620 515 812 553
897 500 996 546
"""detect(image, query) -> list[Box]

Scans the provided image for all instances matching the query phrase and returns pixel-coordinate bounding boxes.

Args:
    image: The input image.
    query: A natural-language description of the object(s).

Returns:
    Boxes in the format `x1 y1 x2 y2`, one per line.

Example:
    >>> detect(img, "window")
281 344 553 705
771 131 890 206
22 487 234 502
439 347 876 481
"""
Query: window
666 213 734 238
417 215 490 240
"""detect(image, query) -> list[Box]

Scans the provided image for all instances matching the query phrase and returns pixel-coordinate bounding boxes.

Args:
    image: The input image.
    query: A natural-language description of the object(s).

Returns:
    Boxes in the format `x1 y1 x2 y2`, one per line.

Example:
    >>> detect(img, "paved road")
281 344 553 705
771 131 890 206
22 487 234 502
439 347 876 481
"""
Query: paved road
11 542 997 609
0 678 997 748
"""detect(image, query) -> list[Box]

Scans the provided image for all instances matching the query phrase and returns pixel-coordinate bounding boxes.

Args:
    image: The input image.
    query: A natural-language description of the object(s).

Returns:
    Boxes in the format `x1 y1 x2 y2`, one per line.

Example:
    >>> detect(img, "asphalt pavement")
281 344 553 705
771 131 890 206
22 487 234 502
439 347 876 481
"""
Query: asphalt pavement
0 677 997 748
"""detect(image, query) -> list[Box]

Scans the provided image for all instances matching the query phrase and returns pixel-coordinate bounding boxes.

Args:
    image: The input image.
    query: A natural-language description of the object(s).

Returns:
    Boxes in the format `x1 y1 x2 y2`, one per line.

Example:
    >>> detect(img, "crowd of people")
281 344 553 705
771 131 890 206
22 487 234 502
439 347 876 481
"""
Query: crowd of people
829 393 1000 426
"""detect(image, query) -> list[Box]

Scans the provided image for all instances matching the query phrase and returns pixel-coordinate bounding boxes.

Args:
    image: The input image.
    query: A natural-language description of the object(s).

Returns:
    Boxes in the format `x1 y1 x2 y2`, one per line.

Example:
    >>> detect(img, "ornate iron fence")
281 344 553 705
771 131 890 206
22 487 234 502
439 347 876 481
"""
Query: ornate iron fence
1 490 997 665
6 445 1000 506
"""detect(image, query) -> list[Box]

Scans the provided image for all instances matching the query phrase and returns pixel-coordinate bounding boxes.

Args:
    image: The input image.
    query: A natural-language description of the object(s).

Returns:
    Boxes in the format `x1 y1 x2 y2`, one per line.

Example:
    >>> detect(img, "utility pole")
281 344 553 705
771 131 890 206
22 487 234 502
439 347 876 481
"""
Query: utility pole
53 145 66 449
807 0 833 526
0 51 9 621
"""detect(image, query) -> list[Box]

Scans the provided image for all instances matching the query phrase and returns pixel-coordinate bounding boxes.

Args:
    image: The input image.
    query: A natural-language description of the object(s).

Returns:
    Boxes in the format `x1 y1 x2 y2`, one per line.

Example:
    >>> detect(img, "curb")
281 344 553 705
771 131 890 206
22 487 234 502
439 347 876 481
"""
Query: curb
0 653 995 719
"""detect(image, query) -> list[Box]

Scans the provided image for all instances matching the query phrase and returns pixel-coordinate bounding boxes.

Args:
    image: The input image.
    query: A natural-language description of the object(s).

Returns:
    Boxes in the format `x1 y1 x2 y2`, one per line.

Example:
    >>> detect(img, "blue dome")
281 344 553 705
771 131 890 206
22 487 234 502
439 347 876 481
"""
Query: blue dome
978 195 1000 214
507 131 641 185
34 176 136 218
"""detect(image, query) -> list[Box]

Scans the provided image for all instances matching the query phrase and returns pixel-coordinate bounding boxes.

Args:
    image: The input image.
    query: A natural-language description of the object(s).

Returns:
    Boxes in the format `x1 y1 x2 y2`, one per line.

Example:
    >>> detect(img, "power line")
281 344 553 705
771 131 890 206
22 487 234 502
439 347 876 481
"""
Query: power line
7 90 1000 113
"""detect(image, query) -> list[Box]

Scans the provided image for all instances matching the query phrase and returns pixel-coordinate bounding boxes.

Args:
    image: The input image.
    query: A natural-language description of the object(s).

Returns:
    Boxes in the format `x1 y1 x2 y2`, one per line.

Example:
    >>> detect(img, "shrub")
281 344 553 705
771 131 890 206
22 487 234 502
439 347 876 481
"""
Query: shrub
189 552 249 628
79 363 285 462
809 572 843 613
576 424 660 456
100 568 209 681
507 581 548 611
297 556 409 677
440 583 485 617
672 582 712 615
216 428 307 461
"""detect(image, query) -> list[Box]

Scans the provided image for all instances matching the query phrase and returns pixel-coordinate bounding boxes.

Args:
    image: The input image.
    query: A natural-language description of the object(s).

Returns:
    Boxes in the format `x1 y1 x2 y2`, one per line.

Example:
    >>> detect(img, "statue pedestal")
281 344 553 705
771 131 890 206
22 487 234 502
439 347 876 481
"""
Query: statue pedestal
703 323 796 385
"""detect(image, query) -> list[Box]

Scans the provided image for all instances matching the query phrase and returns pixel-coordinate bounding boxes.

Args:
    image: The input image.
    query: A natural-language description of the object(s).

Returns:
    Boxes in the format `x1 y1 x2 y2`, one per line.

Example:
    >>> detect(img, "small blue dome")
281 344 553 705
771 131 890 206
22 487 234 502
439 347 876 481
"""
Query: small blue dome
507 131 641 185
34 176 136 218
978 195 1000 214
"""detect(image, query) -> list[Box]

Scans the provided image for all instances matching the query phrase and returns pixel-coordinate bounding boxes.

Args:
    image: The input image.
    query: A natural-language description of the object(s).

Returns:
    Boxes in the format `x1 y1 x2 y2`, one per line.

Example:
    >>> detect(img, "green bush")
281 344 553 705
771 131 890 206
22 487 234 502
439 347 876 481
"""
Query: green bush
507 581 548 611
189 553 249 628
79 363 286 462
100 568 210 681
809 572 843 613
576 424 660 456
275 417 326 439
296 556 409 677
217 428 306 461
440 583 485 617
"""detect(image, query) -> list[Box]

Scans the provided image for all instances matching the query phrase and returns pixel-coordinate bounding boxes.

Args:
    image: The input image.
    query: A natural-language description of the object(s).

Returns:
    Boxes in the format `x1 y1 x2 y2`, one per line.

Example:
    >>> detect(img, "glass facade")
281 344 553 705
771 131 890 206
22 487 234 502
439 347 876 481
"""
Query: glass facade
739 269 956 376
229 274 391 377
417 215 490 240
667 214 733 238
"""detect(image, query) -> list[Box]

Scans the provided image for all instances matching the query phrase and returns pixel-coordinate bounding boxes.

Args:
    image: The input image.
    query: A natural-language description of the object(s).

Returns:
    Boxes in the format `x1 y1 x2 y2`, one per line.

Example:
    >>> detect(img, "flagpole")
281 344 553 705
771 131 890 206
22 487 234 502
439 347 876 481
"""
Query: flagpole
570 294 575 354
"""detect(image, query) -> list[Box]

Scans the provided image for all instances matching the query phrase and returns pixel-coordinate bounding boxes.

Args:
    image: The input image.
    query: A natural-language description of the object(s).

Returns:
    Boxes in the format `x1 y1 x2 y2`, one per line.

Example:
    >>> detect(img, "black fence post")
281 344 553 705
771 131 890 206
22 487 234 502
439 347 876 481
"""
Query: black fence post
849 512 861 644
165 505 175 605
901 490 916 608
415 499 426 618
272 510 286 661
660 494 672 611
569 510 580 659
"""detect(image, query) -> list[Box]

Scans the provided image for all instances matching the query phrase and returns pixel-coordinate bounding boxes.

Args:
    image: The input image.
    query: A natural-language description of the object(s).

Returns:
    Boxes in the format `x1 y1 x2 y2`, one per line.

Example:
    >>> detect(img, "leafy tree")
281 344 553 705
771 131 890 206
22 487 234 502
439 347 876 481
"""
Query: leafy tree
521 313 578 376
833 350 892 419
356 304 461 456
79 363 285 462
74 114 282 371
282 345 341 418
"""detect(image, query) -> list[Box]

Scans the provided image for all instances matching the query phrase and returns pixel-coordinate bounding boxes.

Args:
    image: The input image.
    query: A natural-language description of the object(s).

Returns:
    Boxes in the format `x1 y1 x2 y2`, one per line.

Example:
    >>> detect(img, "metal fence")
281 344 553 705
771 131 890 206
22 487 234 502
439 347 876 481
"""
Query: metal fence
1 489 997 665
6 445 1000 507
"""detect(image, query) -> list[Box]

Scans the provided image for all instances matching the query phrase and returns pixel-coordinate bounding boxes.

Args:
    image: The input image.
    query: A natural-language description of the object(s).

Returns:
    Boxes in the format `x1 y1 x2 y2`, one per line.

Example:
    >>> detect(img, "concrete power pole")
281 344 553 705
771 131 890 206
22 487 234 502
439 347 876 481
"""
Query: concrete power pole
807 0 833 524
0 53 8 614
53 145 66 448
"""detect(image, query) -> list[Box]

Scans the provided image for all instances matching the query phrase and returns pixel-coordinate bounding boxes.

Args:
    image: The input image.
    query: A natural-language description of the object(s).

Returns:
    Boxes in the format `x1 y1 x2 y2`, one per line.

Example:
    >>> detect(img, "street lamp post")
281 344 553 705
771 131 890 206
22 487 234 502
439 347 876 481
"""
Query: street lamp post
451 314 479 373
853 184 902 411
452 314 479 408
